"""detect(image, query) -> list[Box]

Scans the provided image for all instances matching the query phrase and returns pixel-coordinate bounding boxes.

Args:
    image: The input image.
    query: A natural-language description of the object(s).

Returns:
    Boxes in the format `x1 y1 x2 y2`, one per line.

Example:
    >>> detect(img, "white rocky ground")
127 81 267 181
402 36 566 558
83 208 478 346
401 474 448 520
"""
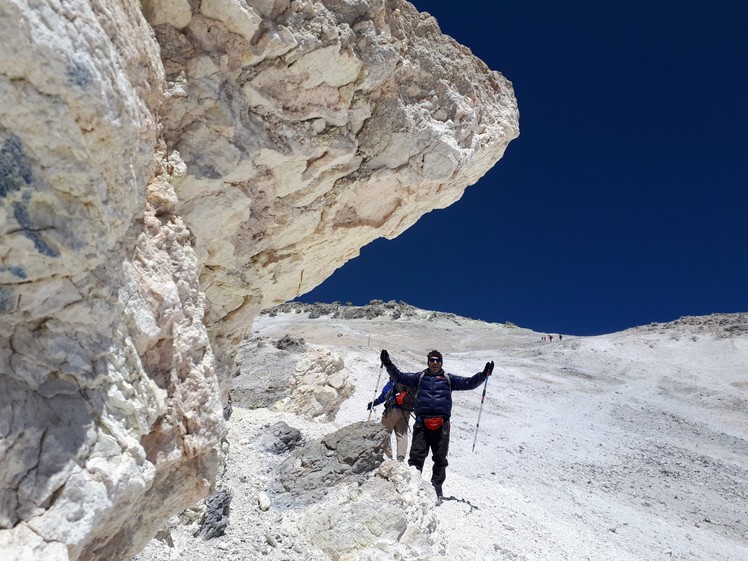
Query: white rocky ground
136 302 748 561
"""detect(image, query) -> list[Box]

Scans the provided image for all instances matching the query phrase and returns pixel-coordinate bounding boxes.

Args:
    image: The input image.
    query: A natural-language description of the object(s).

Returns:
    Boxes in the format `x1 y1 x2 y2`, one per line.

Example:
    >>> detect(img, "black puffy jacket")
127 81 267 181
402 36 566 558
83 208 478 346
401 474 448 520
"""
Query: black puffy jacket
384 363 487 419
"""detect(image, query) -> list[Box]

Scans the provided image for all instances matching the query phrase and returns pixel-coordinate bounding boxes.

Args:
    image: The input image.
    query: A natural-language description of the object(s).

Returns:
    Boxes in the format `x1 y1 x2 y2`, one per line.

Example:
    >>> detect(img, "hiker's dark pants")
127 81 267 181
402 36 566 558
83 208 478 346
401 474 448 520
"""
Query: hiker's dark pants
408 420 450 491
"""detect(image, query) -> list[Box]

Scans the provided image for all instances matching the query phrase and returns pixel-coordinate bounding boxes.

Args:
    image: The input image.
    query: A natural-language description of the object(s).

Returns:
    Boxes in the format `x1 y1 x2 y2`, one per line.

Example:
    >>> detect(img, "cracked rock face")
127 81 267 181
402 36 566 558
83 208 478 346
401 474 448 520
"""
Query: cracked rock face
153 0 519 357
0 0 518 559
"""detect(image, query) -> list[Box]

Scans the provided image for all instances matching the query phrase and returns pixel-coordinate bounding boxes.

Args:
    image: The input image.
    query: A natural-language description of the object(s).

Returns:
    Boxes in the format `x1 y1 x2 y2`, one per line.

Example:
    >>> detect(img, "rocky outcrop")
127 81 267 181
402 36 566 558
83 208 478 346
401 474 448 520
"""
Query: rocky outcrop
0 1 518 559
302 460 442 560
264 298 462 320
268 421 390 507
137 411 443 561
1 3 223 561
233 339 352 417
633 313 748 337
150 0 519 364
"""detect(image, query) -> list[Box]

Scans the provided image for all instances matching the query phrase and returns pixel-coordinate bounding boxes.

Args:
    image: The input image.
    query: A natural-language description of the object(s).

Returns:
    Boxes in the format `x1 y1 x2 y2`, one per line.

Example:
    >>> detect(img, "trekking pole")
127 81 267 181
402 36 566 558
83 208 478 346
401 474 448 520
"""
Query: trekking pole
367 361 384 422
471 374 490 452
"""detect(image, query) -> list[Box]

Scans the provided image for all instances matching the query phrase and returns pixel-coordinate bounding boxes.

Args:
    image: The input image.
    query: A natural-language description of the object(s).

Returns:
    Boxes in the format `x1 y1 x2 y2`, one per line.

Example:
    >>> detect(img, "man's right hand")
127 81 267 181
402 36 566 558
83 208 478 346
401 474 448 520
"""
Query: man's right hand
367 401 373 410
380 349 391 366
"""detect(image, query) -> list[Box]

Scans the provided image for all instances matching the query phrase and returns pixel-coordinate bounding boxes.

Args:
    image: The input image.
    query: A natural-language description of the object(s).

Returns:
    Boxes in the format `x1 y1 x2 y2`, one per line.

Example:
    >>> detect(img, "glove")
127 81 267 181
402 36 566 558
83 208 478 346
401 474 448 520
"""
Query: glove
483 361 494 376
380 349 391 366
367 401 373 410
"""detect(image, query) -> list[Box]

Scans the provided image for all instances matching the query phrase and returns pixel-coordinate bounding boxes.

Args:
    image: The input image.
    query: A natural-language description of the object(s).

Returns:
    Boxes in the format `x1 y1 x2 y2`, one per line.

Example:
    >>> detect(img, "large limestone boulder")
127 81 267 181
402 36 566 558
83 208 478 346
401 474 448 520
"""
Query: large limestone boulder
150 0 519 363
1 2 222 561
0 0 518 559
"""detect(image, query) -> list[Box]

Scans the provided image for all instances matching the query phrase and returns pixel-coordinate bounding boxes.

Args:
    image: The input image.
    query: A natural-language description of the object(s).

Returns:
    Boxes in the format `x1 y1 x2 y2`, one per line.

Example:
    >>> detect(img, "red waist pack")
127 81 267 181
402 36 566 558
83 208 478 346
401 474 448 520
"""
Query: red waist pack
423 417 443 431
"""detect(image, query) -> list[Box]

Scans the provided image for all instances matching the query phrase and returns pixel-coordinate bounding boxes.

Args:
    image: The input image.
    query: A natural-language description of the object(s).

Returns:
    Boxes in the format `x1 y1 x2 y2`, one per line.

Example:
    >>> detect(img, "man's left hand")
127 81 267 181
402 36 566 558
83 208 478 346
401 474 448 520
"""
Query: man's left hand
483 361 494 376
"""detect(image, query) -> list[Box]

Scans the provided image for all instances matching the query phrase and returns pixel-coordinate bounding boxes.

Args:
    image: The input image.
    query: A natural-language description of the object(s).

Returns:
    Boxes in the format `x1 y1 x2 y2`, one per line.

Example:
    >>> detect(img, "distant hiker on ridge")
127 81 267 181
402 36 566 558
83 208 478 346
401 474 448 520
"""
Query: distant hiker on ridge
379 349 493 504
367 379 416 461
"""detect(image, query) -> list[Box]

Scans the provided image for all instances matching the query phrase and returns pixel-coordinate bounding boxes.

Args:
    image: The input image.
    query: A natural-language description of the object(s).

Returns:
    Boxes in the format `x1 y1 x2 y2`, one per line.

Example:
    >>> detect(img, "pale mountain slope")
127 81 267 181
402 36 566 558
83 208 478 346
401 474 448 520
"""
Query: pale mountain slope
138 303 748 561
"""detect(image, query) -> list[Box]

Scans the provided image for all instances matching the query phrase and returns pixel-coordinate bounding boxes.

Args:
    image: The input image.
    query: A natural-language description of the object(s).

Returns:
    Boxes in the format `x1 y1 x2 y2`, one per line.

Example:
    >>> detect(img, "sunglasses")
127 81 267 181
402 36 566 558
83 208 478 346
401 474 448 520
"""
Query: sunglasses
428 357 442 363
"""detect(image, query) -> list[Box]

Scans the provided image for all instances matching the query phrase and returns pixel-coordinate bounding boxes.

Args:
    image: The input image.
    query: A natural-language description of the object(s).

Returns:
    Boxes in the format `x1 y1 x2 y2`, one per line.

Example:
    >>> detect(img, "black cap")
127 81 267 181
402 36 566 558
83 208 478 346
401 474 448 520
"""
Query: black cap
427 350 442 362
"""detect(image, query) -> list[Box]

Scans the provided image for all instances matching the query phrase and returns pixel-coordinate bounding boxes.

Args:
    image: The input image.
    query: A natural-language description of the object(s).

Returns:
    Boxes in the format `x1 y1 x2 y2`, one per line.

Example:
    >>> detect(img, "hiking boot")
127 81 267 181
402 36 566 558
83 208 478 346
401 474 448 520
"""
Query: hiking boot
433 484 443 503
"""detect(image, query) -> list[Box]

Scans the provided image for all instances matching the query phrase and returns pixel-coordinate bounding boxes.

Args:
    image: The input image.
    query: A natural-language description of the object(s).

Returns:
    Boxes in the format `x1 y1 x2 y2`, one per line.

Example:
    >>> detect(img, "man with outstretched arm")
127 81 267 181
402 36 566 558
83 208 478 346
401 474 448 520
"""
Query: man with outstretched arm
380 348 494 504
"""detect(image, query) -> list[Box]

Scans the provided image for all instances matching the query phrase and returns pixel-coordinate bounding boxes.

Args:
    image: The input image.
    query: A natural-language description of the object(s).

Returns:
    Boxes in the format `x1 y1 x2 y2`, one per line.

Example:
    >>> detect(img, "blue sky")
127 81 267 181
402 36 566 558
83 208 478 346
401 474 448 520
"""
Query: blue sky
297 1 748 336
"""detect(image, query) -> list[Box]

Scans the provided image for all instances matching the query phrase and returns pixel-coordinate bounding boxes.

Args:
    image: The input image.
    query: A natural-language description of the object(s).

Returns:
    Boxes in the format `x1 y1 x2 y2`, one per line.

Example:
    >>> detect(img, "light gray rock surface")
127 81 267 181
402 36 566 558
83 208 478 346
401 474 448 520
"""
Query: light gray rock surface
0 1 517 559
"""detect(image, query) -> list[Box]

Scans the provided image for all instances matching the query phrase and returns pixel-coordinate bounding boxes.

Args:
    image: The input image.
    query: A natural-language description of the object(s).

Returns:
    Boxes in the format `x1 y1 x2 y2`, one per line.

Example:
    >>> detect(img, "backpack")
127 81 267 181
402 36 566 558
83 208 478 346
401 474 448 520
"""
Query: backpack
393 382 416 411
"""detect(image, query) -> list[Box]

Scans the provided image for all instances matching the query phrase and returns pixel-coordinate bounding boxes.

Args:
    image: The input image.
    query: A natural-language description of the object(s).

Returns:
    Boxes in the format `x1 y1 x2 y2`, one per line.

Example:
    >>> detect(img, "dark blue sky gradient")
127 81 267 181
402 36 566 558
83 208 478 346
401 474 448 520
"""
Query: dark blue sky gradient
297 1 748 335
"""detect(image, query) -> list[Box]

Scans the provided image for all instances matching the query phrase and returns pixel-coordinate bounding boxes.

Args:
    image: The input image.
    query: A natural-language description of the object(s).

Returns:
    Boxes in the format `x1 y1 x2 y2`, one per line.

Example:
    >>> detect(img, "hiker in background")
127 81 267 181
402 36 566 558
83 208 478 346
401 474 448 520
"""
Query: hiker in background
367 379 415 461
379 349 493 503
548 334 553 342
